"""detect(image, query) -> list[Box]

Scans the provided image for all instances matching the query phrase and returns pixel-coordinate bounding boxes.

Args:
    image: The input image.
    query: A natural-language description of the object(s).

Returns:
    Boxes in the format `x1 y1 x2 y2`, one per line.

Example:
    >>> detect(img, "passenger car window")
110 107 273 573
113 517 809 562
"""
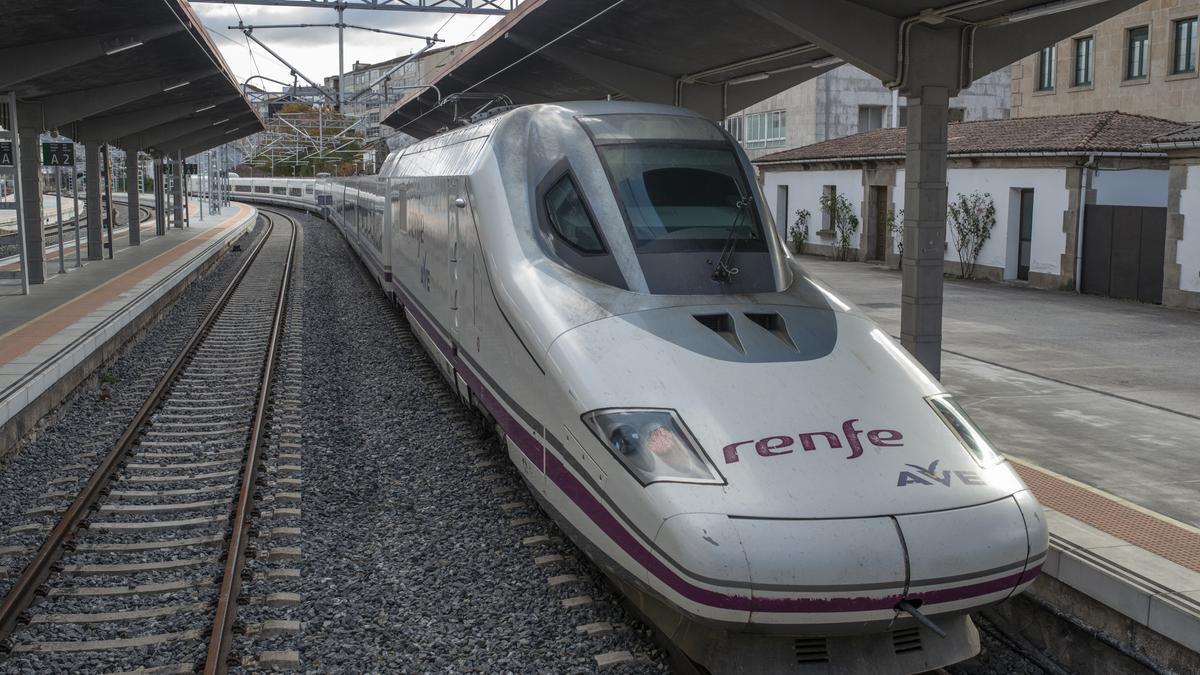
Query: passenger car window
545 175 605 254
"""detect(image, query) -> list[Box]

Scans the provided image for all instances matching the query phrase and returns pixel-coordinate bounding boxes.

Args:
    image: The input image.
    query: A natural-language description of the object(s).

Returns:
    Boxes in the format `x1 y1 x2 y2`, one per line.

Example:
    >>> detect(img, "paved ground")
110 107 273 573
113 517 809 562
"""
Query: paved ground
799 256 1200 528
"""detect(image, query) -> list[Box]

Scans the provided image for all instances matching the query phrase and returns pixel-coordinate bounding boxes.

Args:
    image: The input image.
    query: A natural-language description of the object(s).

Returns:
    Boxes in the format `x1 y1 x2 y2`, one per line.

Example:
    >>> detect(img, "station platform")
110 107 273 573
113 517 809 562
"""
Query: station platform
0 192 176 283
800 256 1200 662
0 202 257 454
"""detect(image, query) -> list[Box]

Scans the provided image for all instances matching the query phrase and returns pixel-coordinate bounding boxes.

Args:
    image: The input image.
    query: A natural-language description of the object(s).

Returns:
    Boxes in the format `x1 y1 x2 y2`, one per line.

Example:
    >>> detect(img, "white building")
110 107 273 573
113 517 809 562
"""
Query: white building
727 65 1012 160
755 111 1199 309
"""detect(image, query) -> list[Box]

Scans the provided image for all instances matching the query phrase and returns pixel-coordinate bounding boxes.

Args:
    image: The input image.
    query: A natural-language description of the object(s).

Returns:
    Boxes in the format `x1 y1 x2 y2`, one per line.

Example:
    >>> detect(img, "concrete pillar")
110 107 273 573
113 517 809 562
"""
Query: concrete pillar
84 141 103 261
172 154 183 229
126 150 139 245
16 102 45 284
900 86 950 380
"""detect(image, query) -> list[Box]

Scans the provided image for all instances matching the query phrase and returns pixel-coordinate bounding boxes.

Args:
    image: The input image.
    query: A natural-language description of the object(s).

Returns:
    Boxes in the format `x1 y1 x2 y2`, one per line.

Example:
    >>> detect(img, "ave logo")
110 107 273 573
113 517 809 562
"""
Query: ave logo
897 460 987 487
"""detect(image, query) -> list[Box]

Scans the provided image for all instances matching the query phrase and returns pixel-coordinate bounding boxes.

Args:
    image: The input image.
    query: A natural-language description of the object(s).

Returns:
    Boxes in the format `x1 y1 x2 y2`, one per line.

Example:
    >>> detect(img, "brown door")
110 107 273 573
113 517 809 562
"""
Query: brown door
871 186 888 261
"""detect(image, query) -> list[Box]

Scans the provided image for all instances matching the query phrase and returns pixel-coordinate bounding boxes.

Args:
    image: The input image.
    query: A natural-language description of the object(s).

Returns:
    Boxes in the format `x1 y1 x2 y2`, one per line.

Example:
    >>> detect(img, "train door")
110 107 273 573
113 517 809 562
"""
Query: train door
448 177 463 333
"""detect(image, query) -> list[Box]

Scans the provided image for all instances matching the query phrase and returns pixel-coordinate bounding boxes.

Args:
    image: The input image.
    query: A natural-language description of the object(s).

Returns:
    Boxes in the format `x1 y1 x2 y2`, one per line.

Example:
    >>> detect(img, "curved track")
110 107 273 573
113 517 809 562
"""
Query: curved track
0 209 296 673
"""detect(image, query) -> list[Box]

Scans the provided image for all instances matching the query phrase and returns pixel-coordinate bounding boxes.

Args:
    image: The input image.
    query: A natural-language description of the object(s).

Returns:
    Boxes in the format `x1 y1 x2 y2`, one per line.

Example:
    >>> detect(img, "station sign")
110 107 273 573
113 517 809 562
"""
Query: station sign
163 163 199 175
0 141 13 167
41 142 75 166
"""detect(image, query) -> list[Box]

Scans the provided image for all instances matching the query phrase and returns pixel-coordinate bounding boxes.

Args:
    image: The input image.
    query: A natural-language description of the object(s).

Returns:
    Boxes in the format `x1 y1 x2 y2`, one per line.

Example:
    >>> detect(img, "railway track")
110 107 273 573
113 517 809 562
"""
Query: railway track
0 209 297 673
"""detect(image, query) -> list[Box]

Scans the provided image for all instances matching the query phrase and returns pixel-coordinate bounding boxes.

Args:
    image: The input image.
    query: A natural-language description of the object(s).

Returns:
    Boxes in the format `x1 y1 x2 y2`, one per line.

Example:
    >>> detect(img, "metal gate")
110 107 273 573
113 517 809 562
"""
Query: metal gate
1081 205 1166 304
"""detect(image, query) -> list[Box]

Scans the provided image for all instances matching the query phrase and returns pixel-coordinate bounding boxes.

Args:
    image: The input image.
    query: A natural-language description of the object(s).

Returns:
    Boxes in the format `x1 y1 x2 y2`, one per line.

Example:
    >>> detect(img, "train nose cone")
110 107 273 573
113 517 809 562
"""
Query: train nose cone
650 492 1046 632
892 491 1045 613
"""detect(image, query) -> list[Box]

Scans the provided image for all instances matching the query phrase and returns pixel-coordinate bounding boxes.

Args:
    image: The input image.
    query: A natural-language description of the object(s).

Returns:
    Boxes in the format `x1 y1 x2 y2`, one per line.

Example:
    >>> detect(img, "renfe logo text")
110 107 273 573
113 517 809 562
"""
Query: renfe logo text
722 419 902 463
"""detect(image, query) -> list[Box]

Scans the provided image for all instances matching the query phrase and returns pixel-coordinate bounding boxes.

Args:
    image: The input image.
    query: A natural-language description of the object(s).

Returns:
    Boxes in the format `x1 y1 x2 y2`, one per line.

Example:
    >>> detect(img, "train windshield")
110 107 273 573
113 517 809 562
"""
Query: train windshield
579 114 767 253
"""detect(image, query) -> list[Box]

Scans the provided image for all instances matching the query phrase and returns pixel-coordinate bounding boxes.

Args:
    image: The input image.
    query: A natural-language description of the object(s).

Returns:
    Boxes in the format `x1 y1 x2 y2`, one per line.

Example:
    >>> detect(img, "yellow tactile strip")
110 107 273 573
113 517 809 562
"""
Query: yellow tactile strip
1014 461 1200 573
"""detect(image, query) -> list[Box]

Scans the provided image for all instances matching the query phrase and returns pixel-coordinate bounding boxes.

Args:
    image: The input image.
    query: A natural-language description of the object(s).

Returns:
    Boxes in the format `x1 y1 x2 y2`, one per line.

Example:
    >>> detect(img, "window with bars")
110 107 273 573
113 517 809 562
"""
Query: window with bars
1073 36 1094 86
744 110 786 148
858 106 886 133
1174 17 1198 74
1127 26 1149 80
724 115 742 142
1037 45 1056 90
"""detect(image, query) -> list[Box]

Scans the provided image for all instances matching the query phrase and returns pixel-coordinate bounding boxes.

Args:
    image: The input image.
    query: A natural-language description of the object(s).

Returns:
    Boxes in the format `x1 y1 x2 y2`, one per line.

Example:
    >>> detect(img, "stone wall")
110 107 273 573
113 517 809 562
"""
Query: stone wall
1012 0 1200 122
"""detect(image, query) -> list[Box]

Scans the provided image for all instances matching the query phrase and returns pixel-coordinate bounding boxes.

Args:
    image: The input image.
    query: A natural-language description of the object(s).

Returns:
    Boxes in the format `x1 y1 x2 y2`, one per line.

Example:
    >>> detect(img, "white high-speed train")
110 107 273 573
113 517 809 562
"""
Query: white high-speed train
225 102 1047 674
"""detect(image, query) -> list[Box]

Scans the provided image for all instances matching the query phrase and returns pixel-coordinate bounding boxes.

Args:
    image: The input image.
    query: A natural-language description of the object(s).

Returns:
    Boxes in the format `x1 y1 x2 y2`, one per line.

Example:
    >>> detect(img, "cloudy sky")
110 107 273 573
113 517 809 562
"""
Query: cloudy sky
193 3 506 89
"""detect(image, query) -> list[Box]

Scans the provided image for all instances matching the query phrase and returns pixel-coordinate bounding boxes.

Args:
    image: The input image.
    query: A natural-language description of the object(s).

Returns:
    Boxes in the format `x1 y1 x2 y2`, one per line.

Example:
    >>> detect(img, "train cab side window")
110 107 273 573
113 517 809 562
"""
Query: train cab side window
545 175 605 254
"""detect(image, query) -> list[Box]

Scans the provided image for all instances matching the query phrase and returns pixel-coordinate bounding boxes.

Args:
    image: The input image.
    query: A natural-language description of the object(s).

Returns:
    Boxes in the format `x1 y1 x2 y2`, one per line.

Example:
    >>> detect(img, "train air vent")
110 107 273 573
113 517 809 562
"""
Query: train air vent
893 626 922 654
745 312 797 350
694 313 743 353
793 636 830 664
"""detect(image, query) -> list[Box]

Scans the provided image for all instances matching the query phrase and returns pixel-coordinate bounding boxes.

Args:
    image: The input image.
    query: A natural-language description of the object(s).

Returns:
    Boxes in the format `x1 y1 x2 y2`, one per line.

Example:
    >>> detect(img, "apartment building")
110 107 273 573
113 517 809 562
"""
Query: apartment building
725 65 1012 160
1011 0 1199 121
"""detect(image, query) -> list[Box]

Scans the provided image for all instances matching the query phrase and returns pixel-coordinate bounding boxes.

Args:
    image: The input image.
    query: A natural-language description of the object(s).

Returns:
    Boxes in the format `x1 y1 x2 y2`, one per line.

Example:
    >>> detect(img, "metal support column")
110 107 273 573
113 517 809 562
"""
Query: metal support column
71 150 81 268
153 156 166 236
127 150 140 245
16 101 45 284
5 93 30 294
54 168 65 274
337 5 345 111
84 141 103 260
900 86 950 380
172 152 184 229
183 155 190 228
101 143 113 258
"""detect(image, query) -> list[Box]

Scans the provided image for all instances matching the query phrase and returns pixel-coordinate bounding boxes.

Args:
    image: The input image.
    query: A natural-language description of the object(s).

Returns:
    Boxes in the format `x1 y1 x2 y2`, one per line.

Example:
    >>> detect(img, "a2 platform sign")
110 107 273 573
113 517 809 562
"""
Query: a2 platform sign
0 141 13 167
41 142 75 167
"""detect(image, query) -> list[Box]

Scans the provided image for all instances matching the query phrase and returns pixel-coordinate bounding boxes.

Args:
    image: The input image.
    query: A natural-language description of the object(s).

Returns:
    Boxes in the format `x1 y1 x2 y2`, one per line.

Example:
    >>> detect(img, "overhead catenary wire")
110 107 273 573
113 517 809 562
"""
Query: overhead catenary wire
396 0 629 132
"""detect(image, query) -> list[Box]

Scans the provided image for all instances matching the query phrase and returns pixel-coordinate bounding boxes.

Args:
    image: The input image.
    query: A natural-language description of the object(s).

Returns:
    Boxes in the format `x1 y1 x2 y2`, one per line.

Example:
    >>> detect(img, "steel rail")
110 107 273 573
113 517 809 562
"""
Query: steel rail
0 214 278 645
204 208 297 674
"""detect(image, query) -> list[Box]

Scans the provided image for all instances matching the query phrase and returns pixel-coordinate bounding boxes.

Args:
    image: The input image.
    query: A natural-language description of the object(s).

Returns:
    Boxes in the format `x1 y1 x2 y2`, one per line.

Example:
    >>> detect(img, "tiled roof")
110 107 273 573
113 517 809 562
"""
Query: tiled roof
1148 124 1200 146
755 111 1189 164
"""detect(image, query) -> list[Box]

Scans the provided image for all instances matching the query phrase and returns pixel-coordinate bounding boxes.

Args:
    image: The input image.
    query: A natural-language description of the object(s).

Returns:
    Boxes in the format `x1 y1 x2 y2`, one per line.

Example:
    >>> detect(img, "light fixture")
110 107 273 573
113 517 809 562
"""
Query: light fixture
211 118 231 126
1005 0 1109 24
163 81 191 92
727 72 770 86
806 56 844 69
103 38 144 56
195 104 217 113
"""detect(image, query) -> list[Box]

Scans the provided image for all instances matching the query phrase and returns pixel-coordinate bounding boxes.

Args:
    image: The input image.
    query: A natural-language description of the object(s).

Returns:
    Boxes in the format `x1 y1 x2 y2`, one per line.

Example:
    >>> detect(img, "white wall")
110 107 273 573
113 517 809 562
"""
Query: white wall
767 165 1070 277
763 169 864 248
943 168 1068 277
1180 165 1200 294
1093 168 1169 208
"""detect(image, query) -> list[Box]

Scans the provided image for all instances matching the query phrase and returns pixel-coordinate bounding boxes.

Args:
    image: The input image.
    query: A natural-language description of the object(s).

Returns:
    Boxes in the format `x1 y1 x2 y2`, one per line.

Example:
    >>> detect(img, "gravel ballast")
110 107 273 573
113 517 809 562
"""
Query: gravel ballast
291 211 669 673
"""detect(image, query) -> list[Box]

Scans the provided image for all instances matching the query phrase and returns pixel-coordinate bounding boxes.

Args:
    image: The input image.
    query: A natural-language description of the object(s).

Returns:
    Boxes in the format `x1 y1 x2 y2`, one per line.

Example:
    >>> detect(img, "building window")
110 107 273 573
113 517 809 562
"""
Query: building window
1174 17 1198 74
1037 45 1056 90
1073 36 1093 86
948 107 966 123
724 115 742 142
744 110 786 148
1126 26 1149 80
858 105 886 133
821 185 837 230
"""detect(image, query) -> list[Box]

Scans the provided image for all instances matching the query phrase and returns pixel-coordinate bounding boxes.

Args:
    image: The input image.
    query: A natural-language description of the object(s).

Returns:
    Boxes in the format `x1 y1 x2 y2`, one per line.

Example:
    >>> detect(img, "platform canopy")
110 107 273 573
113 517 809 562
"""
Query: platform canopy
383 0 1143 138
0 0 262 156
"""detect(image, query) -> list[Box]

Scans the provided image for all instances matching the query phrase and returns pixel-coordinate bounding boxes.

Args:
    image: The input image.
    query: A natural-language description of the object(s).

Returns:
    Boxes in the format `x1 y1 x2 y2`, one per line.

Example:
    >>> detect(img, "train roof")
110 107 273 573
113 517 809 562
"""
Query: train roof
383 101 713 178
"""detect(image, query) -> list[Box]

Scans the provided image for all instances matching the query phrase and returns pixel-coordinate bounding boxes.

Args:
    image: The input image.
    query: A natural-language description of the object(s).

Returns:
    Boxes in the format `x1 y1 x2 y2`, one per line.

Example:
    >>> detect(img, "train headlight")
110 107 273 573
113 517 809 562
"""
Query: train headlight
582 409 724 486
926 394 1003 467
